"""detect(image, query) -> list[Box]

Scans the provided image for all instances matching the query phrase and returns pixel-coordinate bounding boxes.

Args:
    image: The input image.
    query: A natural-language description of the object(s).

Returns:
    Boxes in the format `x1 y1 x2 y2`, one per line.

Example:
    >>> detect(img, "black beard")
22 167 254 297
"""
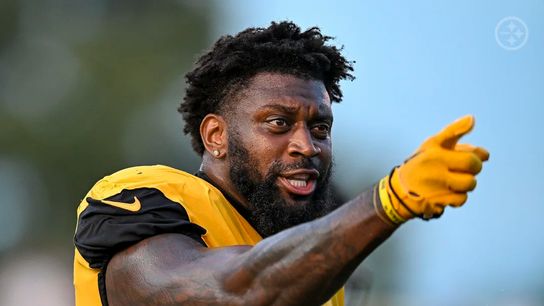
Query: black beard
228 136 336 238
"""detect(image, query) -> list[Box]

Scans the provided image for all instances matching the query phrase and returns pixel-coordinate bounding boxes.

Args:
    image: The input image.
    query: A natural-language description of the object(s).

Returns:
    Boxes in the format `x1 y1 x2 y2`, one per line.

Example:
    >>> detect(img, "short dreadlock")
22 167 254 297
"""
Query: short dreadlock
179 21 354 155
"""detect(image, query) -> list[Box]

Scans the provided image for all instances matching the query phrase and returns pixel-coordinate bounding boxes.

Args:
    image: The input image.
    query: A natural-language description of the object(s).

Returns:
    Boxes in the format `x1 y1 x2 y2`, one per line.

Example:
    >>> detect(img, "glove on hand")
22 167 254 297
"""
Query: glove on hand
378 115 490 224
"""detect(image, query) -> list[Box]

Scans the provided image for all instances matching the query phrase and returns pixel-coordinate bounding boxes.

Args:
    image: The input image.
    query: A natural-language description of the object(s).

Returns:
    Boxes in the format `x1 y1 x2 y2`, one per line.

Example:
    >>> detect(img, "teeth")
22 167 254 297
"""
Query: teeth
287 179 307 188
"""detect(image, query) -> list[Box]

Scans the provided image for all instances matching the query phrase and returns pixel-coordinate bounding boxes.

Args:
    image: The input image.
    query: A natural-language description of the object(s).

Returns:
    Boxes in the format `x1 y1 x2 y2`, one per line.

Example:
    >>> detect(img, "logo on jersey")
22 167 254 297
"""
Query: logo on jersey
97 196 142 212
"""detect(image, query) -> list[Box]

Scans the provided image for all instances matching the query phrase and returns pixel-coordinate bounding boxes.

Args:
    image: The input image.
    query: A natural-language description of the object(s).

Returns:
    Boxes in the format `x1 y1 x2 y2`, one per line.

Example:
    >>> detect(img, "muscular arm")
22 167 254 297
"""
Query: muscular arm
106 186 397 306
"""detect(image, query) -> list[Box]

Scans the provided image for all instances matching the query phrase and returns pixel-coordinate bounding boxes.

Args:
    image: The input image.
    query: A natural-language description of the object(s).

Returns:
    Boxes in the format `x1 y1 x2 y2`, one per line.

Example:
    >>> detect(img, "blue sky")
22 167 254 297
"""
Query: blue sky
214 0 544 304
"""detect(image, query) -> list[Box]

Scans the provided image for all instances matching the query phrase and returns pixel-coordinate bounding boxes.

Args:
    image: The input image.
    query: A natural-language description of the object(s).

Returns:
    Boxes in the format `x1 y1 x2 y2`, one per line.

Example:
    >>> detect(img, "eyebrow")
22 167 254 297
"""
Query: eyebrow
257 104 333 122
257 104 299 114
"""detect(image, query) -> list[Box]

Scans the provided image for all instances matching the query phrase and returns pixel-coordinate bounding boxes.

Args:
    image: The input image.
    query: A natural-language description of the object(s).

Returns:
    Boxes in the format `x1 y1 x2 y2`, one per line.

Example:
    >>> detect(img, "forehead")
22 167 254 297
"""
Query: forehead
233 73 331 113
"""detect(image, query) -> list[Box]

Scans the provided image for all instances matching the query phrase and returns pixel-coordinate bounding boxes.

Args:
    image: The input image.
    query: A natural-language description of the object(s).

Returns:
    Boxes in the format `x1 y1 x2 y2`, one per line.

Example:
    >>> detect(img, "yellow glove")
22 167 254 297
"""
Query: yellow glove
377 115 490 224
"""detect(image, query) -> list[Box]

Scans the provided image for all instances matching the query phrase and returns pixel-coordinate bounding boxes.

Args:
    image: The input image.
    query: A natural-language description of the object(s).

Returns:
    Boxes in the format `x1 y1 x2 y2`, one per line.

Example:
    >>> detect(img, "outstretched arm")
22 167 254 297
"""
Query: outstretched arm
106 188 395 306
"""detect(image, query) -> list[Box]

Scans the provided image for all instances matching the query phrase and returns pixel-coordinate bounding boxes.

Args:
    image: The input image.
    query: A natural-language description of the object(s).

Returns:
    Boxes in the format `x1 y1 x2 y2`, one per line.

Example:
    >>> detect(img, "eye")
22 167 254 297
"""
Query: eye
312 123 331 138
269 118 288 127
265 117 291 133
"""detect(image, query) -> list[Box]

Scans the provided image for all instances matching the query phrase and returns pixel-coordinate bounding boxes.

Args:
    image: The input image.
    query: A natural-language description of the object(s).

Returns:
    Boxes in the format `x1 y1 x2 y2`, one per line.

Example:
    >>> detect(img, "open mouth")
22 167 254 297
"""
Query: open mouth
277 169 319 197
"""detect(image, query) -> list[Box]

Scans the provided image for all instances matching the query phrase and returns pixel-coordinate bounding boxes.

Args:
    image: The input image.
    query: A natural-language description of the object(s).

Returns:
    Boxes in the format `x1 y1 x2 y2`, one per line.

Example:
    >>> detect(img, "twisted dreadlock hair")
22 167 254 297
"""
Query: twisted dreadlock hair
179 21 354 155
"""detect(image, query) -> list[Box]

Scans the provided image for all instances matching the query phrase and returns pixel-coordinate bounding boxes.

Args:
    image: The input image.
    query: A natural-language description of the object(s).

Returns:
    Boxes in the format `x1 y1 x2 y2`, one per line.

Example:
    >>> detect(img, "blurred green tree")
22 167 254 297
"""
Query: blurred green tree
0 1 212 251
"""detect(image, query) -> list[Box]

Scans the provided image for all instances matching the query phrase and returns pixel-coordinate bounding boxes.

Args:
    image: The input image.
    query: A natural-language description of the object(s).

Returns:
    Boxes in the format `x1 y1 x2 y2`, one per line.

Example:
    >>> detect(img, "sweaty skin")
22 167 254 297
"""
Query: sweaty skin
105 73 398 306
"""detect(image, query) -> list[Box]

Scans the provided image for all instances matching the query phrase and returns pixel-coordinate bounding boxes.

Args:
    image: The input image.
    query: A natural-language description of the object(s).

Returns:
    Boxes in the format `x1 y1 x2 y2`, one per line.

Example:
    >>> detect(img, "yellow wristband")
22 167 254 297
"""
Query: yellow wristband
372 184 395 226
378 176 406 224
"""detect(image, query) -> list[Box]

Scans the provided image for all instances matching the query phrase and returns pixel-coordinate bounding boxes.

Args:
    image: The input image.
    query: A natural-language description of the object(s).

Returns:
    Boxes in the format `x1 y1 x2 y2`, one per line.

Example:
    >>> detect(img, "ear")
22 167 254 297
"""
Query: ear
200 114 227 158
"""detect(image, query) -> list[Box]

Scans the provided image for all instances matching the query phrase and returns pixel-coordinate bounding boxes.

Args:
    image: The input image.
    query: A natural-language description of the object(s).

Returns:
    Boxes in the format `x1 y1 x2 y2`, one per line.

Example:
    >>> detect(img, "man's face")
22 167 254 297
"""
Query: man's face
225 73 336 237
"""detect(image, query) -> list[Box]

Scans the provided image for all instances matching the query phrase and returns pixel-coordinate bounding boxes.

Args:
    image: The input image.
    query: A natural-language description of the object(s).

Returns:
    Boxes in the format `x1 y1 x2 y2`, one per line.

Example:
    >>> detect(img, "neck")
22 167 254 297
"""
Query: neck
200 157 251 210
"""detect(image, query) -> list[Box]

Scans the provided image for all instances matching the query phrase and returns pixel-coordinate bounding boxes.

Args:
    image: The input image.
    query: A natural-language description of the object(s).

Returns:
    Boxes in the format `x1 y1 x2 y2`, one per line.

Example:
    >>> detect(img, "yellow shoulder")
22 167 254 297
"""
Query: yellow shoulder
86 165 200 200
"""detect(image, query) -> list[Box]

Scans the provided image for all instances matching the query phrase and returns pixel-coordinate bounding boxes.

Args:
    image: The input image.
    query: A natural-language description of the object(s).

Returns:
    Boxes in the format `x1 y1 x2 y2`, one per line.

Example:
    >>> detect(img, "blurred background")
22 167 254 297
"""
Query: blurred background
0 0 542 305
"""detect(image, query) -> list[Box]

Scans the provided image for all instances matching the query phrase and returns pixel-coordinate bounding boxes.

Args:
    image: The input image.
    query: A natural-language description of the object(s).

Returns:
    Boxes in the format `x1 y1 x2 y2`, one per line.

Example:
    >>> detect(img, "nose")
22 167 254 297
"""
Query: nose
287 125 321 158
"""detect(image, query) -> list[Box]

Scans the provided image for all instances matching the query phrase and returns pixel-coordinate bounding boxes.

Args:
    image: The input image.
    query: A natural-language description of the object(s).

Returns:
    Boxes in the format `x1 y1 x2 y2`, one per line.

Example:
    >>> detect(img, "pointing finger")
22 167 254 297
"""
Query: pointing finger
426 115 475 149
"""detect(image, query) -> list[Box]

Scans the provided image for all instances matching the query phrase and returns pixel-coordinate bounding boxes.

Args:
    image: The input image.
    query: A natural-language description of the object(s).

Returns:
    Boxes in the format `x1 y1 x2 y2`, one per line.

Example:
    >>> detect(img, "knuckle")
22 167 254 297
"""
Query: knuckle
458 193 468 205
450 193 467 207
459 153 482 173
468 177 477 191
450 193 468 207
471 156 483 173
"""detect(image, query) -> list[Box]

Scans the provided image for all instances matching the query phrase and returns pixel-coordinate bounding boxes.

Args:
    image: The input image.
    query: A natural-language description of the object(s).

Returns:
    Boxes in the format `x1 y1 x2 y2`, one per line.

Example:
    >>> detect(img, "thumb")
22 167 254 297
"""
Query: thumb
425 115 475 149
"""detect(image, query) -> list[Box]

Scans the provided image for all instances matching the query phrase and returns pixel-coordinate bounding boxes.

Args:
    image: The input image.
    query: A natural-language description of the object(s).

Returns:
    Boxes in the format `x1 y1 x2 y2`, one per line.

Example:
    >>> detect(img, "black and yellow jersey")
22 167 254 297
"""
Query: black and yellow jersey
73 165 344 306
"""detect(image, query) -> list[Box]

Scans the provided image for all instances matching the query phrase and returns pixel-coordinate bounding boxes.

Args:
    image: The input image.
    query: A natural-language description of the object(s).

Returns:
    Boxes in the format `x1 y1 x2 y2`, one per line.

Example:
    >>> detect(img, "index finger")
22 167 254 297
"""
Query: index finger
426 115 475 149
